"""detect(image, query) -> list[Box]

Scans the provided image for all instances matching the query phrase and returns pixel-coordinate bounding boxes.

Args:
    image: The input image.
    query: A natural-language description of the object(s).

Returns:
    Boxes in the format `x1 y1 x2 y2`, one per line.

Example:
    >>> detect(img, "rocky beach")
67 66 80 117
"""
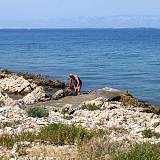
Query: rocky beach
0 70 160 160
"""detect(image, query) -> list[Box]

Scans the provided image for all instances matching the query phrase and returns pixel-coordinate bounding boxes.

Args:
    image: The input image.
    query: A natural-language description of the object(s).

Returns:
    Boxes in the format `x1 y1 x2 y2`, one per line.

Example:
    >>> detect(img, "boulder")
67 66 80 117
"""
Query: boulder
52 89 65 100
0 76 36 94
96 87 125 101
22 86 46 104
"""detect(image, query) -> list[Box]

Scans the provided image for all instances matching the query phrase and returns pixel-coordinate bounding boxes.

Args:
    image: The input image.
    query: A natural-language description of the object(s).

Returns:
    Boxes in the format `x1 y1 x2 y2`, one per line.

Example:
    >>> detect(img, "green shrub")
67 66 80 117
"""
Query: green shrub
142 129 153 138
152 132 160 138
81 104 102 111
0 156 8 160
0 134 15 149
114 143 160 160
27 107 49 118
0 123 107 148
142 129 160 138
78 139 160 160
38 123 105 145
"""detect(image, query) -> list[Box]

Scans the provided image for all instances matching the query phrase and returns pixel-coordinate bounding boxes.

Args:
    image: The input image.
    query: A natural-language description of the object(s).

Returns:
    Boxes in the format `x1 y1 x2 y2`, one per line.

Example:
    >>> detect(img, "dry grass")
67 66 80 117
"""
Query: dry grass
80 104 102 111
78 138 113 160
0 121 21 129
28 144 78 160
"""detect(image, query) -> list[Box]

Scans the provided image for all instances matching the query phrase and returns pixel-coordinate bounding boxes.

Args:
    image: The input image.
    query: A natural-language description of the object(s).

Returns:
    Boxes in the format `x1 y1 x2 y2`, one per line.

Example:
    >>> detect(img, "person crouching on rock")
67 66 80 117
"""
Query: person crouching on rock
69 73 82 95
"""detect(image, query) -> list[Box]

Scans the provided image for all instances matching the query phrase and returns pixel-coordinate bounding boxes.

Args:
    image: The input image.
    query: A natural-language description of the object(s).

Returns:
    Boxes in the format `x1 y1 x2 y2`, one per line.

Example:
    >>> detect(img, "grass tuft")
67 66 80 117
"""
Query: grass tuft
81 104 102 111
142 129 160 138
0 123 107 149
63 114 73 120
0 121 21 129
114 143 160 160
27 107 49 118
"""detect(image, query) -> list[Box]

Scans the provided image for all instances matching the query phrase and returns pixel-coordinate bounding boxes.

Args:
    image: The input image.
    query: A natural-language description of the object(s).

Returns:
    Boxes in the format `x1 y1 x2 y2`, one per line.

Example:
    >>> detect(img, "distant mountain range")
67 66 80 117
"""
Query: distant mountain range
0 16 160 28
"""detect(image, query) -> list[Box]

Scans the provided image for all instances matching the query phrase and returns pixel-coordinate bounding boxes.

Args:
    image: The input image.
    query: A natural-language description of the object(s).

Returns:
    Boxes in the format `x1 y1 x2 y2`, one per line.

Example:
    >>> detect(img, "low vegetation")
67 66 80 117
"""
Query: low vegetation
78 138 160 160
27 107 49 118
81 104 102 111
114 143 160 160
0 100 4 106
0 124 159 159
63 114 73 120
0 123 106 149
119 93 160 114
0 121 21 129
0 156 8 160
142 129 160 138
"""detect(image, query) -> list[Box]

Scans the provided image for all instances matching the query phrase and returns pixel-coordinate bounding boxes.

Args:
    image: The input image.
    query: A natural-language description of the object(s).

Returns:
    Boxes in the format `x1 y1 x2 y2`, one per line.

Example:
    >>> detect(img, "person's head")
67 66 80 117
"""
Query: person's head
69 73 73 78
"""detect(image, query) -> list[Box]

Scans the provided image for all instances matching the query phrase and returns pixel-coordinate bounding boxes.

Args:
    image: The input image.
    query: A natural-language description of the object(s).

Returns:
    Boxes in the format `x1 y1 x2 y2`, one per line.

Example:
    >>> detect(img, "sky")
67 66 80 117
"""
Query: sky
0 0 160 28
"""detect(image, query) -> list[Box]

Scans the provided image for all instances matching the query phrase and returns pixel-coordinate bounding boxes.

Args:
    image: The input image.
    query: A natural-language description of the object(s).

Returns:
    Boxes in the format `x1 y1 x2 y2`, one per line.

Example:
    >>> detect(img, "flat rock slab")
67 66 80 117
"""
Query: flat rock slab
96 87 126 101
27 92 97 109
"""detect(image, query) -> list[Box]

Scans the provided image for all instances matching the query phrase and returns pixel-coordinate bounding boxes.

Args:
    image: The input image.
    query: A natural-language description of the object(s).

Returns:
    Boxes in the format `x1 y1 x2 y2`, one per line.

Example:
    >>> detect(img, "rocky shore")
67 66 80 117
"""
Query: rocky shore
0 70 160 159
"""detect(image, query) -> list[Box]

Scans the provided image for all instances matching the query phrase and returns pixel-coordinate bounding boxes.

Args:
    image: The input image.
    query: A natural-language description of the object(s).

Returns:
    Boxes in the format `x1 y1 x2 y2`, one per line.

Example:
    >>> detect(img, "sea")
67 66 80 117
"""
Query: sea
0 28 160 105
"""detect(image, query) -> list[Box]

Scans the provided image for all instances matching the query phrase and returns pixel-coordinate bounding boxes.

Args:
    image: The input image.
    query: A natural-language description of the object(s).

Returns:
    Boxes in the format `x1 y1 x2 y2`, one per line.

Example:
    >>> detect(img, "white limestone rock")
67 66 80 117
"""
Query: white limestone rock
0 76 35 94
0 92 14 105
22 86 46 104
155 125 160 133
52 89 65 100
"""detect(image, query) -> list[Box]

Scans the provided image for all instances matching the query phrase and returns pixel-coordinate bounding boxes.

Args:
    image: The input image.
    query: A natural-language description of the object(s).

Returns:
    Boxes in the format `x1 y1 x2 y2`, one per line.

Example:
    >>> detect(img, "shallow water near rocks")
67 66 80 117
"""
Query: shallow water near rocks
1 28 160 105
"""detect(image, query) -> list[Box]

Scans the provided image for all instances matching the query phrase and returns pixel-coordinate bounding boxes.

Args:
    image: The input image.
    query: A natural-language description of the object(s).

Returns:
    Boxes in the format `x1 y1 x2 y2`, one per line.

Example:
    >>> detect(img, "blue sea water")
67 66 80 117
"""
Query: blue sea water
0 28 160 105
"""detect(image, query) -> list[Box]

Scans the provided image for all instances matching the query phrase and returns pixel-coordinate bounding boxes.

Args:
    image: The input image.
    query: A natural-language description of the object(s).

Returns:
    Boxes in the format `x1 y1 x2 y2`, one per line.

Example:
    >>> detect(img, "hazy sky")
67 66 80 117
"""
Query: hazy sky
0 0 160 27
0 0 160 19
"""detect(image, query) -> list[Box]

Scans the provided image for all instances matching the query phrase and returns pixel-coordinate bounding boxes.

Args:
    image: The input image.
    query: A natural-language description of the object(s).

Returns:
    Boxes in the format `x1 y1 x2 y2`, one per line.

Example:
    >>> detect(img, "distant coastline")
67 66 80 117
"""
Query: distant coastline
1 15 160 28
1 27 160 30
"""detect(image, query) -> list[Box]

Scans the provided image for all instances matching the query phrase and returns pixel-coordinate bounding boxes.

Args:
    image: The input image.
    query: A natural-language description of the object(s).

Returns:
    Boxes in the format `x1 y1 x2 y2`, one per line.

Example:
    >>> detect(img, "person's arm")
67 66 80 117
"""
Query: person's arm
75 76 80 86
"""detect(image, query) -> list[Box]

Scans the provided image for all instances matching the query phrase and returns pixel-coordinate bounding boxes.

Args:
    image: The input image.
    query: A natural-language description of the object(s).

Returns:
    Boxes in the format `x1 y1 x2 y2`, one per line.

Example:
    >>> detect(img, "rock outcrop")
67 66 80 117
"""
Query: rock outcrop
0 90 160 159
22 86 46 105
17 72 65 88
0 75 36 94
96 87 125 101
0 70 66 105
1 69 160 160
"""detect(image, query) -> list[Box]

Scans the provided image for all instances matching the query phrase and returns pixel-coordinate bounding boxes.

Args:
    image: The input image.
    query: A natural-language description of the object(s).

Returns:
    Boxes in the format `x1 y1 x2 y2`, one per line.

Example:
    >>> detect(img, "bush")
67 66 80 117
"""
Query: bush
114 143 160 160
142 129 160 138
81 104 101 111
0 123 106 148
27 107 49 118
142 129 153 138
38 124 105 145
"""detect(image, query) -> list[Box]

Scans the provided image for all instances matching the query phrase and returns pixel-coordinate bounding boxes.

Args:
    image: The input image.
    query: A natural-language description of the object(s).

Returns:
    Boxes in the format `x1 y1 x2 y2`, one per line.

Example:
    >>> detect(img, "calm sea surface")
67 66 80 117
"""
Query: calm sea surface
0 29 160 105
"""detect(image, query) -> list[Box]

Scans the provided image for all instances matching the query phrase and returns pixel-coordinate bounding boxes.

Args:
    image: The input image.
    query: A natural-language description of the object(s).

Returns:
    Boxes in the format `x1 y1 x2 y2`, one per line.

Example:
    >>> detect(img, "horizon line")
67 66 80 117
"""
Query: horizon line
0 27 160 30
